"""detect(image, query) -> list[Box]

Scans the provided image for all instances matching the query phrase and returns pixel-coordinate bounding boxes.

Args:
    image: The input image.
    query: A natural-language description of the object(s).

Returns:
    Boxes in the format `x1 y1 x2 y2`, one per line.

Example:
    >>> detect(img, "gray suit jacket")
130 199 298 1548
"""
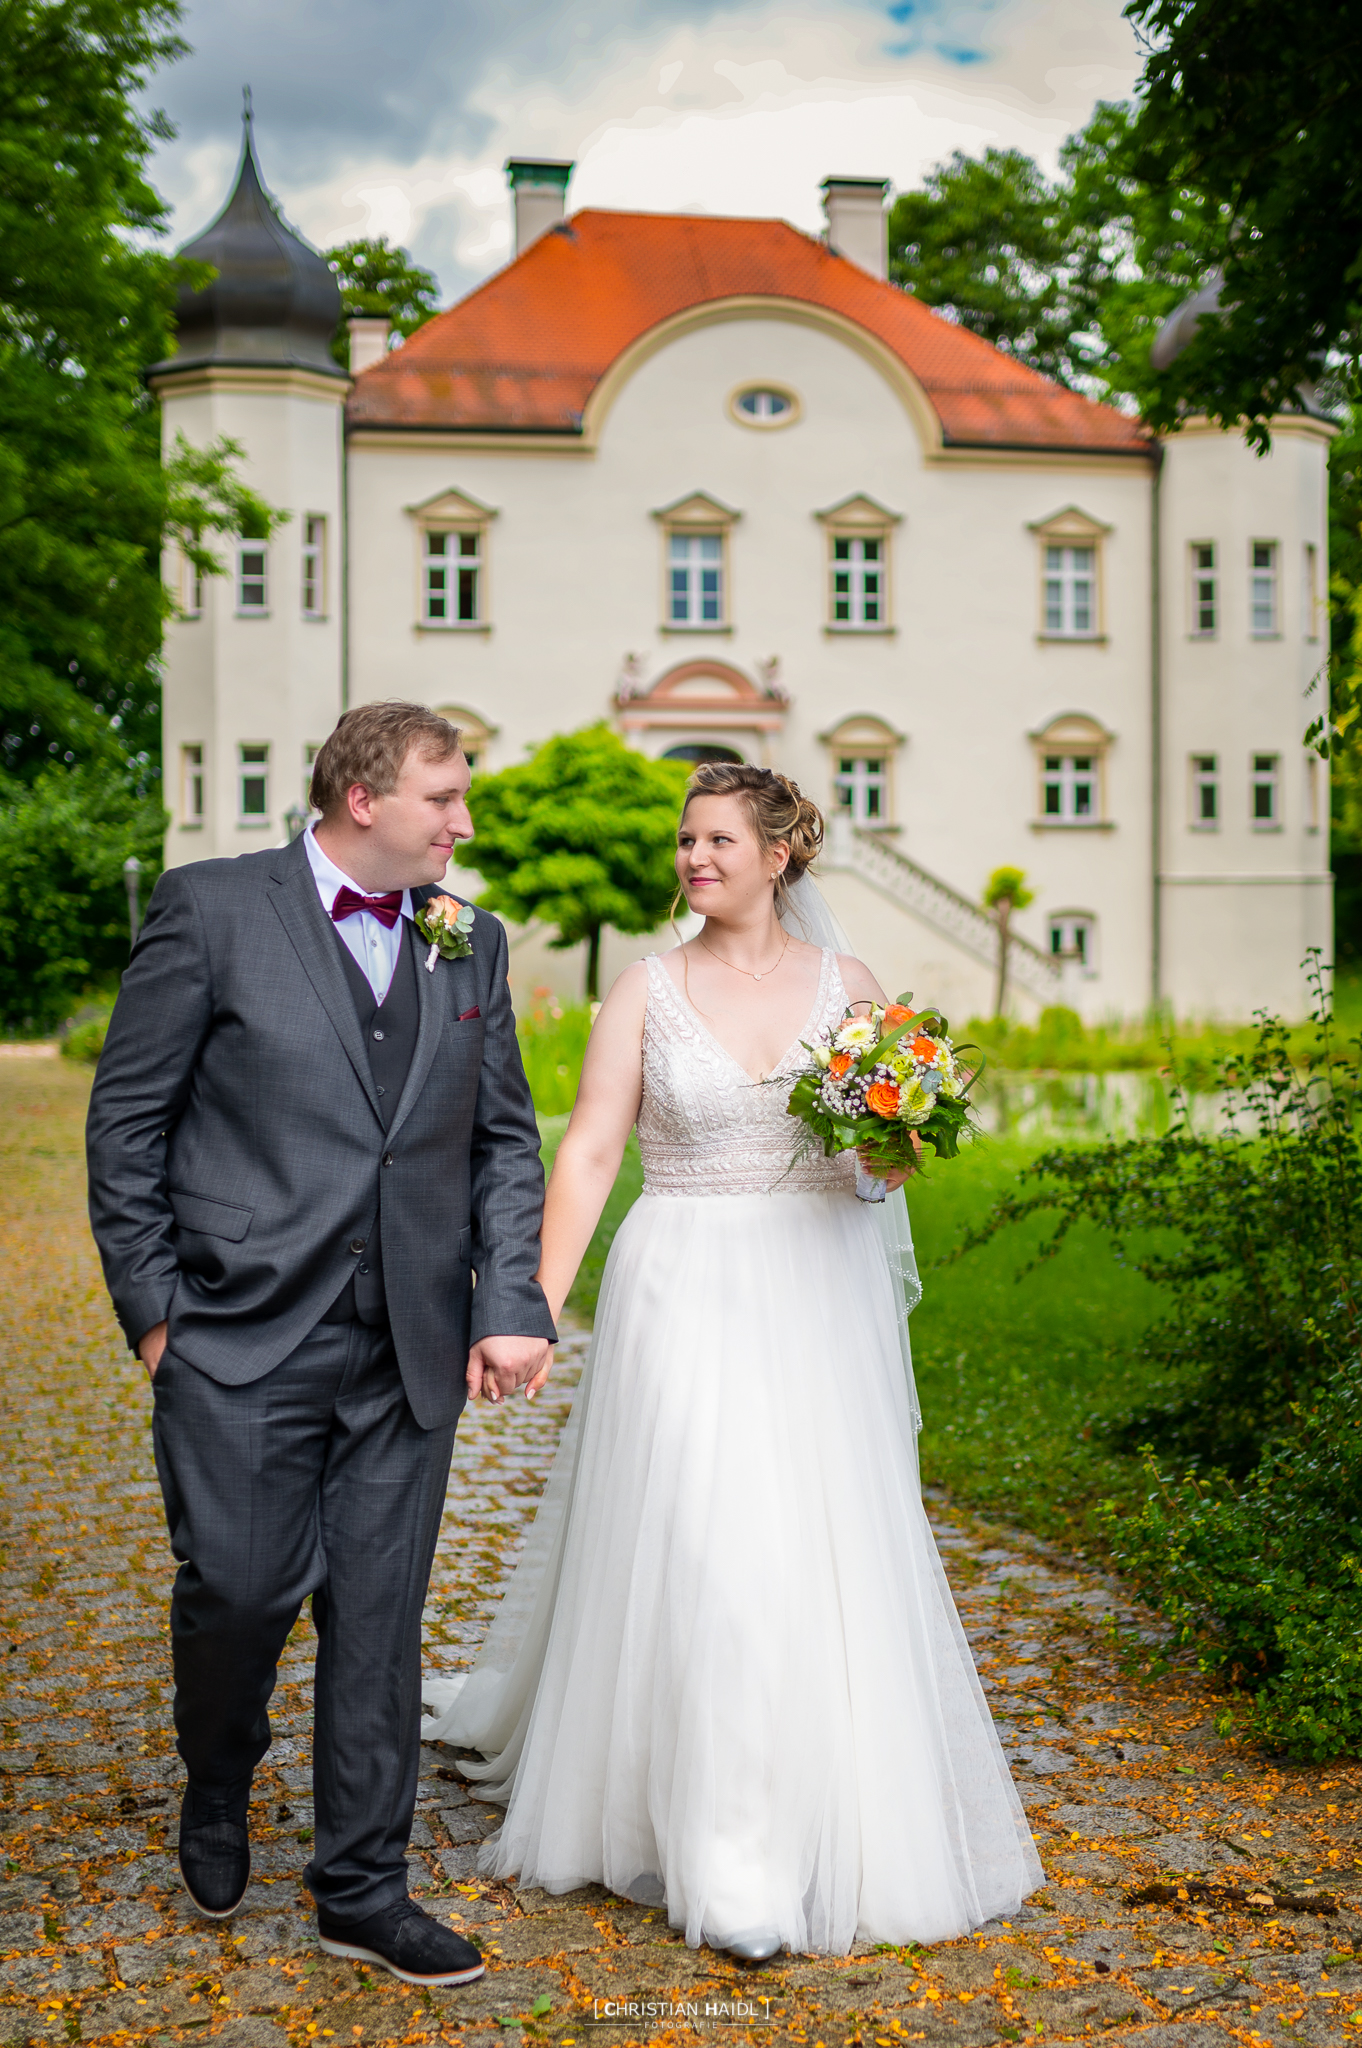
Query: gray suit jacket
85 834 556 1430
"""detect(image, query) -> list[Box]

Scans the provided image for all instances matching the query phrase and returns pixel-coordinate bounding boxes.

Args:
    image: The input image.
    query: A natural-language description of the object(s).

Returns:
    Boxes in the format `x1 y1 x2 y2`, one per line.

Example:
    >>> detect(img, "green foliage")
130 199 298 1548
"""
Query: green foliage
958 960 1362 1475
163 431 290 584
457 726 688 999
1105 1376 1362 1760
888 104 1222 411
61 1000 113 1064
887 149 1081 385
0 0 186 784
957 958 1362 1756
983 866 1034 913
517 993 595 1117
1122 0 1362 447
325 237 441 368
963 1003 1336 1083
0 766 165 1033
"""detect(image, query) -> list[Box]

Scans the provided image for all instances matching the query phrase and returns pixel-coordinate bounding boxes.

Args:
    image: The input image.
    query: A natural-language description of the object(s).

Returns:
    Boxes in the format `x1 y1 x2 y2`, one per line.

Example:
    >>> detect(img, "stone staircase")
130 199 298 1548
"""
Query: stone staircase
822 816 1062 1002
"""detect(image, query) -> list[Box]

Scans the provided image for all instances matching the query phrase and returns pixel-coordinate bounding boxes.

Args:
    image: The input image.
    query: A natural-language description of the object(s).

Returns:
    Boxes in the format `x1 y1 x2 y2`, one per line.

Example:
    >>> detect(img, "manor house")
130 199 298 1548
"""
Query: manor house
152 125 1333 1020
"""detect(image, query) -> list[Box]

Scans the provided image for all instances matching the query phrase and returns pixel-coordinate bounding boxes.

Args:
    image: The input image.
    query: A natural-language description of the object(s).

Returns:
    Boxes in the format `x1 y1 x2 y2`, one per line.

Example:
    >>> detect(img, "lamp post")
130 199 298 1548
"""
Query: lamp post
283 803 310 844
123 856 142 948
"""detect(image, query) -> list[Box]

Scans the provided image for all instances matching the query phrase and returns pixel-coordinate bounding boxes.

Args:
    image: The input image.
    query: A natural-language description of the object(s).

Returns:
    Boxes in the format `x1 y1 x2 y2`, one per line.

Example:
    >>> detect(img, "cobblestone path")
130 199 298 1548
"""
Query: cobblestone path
2 1060 1359 2048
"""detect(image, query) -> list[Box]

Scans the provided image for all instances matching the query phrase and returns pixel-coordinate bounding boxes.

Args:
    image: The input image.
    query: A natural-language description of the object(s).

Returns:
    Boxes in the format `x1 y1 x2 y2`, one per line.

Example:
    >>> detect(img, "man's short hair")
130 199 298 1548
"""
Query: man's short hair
309 701 463 818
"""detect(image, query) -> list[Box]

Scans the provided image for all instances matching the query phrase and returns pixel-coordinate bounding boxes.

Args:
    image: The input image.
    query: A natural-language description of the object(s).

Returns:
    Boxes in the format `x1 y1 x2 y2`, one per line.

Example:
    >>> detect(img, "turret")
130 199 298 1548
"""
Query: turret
150 101 347 865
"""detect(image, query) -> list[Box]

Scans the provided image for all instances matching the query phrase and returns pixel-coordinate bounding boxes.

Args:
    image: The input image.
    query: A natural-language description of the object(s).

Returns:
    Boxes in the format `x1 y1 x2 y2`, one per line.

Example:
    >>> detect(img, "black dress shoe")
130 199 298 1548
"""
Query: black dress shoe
317 1897 486 1985
178 1775 251 1918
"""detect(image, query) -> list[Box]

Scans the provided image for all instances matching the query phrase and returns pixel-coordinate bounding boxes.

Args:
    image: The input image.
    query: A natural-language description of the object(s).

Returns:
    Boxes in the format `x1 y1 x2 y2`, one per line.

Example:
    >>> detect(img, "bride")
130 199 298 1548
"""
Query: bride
423 761 1042 1958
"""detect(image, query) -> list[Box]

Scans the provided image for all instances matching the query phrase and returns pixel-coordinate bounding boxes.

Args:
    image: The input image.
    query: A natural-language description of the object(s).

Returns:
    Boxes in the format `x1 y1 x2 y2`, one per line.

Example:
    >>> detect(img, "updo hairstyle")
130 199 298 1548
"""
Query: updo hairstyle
681 761 825 914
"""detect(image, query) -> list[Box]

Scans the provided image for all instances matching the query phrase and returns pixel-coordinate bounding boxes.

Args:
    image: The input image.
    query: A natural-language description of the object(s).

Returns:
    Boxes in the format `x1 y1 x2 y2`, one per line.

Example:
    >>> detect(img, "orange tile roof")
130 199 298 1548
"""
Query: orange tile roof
346 209 1150 456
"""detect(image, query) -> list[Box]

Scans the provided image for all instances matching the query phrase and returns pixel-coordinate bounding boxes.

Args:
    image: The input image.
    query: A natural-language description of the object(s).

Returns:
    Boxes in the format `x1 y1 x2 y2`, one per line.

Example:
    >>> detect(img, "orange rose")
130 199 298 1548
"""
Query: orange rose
910 1035 939 1063
884 1004 915 1027
865 1080 901 1118
830 1052 853 1078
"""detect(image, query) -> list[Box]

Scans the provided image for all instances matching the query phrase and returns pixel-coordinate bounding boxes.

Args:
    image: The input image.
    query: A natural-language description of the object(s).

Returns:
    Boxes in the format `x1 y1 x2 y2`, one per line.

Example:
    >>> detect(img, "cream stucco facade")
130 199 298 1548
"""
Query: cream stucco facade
156 164 1333 1024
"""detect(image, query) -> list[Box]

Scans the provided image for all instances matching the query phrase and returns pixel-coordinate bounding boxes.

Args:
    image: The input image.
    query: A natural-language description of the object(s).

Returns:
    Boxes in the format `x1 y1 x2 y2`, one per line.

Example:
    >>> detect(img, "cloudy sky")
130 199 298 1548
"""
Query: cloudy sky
143 0 1141 304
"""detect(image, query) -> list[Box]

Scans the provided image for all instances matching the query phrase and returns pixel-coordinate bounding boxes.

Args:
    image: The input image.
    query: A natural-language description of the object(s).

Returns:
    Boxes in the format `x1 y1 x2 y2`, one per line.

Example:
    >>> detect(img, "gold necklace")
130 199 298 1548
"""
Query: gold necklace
696 930 791 983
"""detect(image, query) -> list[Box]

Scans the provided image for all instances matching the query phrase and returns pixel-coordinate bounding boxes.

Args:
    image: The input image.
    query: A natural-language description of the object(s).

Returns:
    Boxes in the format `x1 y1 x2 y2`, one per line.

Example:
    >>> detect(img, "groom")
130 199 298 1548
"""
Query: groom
86 701 555 1986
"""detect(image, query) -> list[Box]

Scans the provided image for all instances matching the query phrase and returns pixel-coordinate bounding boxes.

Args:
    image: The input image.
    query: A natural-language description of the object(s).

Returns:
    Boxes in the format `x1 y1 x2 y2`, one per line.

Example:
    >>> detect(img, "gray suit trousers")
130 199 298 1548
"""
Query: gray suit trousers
151 1322 456 1919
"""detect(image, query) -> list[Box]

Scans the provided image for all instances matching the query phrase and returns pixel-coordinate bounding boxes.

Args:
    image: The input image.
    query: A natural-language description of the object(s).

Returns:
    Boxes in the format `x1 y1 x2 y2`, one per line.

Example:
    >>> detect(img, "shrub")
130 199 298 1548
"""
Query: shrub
0 767 163 1034
958 958 1362 1473
61 999 114 1064
960 955 1362 1758
1104 1366 1362 1760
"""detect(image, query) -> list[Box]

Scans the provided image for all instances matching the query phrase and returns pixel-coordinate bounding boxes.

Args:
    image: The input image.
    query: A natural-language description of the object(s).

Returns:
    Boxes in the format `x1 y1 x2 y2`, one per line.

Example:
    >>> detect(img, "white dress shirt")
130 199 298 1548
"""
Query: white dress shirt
304 826 412 1004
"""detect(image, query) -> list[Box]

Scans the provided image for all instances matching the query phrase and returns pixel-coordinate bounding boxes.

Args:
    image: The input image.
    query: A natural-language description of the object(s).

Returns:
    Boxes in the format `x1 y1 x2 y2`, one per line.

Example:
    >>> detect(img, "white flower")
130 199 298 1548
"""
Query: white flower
835 1017 877 1051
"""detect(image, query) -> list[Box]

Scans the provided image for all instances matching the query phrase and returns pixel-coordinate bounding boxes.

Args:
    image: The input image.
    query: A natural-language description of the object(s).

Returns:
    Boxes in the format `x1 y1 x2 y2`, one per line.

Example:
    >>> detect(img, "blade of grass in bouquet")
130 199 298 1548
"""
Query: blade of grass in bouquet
853 1007 947 1079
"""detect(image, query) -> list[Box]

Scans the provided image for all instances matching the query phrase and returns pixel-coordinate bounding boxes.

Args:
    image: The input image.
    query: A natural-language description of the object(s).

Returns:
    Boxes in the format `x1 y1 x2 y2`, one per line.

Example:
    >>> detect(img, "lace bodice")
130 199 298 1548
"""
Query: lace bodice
637 950 857 1199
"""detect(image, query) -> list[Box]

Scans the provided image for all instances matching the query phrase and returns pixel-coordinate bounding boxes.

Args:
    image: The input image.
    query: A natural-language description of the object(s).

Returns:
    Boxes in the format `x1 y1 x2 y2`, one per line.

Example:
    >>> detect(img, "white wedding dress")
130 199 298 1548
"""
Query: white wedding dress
422 947 1043 1952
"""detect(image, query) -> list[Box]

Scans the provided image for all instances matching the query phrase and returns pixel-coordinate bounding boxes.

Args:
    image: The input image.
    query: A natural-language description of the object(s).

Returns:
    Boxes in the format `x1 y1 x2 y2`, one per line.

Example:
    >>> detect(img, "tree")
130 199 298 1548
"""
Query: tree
0 0 283 1024
455 727 689 1000
983 867 1035 1018
0 0 186 784
887 149 1084 388
887 106 1224 411
1121 0 1362 447
325 237 441 369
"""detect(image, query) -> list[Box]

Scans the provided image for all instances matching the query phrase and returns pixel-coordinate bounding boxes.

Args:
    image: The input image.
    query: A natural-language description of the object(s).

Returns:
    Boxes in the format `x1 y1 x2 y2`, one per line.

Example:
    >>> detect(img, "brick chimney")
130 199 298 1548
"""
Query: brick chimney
505 159 574 256
820 177 890 281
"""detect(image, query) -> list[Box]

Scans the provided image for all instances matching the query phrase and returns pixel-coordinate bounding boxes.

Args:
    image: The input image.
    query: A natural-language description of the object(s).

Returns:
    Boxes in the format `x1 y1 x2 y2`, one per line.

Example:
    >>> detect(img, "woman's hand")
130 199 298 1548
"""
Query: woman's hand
857 1130 922 1192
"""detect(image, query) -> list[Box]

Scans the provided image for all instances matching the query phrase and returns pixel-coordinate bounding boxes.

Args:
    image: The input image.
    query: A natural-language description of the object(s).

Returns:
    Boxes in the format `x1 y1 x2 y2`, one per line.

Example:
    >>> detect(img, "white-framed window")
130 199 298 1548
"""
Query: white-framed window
1049 913 1096 974
238 743 269 822
1305 543 1320 641
1190 542 1216 636
180 744 204 825
424 529 482 625
1250 541 1278 636
834 754 888 823
1251 752 1279 827
237 541 268 615
669 533 724 626
831 537 884 628
1190 753 1219 828
1044 545 1097 637
180 552 203 619
820 713 903 828
1042 753 1097 820
301 516 326 618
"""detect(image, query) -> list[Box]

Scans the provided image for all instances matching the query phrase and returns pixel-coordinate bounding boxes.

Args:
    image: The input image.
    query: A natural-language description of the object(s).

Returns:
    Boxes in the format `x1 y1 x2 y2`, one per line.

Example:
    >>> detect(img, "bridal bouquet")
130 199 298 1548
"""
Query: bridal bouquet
785 997 982 1172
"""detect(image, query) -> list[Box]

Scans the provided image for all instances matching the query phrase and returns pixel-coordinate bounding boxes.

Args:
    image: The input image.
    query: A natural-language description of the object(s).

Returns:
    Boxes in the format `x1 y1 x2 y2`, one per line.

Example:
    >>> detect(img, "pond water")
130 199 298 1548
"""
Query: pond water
974 1068 1244 1141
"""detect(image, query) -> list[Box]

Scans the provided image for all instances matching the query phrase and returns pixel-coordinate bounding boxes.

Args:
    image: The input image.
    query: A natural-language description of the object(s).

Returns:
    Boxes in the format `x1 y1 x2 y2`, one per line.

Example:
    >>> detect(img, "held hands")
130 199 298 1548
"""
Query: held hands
467 1334 554 1405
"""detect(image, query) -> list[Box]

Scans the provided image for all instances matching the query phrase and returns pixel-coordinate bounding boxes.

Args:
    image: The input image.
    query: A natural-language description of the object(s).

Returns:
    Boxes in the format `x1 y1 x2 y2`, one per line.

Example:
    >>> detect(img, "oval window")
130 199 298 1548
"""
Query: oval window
731 385 799 428
737 388 789 419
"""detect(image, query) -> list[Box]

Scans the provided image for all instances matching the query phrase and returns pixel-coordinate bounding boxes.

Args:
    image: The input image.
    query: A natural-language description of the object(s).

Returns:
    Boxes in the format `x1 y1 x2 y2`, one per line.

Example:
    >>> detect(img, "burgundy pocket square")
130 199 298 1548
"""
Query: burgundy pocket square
458 1006 482 1022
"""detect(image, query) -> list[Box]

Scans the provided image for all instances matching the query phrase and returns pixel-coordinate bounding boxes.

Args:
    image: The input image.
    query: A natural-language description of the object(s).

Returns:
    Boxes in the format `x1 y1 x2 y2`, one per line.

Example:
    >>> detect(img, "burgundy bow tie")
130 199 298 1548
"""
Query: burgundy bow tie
331 885 403 929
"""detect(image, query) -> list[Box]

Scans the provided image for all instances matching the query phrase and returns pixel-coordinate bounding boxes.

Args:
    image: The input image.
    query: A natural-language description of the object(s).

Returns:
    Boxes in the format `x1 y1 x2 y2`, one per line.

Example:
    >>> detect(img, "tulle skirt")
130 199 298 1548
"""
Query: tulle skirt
422 1186 1042 1953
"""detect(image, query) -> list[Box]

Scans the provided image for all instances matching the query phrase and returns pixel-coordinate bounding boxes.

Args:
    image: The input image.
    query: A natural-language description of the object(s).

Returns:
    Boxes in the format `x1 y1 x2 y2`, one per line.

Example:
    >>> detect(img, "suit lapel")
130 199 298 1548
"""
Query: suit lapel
267 840 384 1126
389 883 476 1140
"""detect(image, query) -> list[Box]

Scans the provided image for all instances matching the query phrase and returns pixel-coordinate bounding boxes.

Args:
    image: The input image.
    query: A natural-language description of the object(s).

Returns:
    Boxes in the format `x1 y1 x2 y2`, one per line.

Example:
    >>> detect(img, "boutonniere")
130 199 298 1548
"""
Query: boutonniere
415 893 475 973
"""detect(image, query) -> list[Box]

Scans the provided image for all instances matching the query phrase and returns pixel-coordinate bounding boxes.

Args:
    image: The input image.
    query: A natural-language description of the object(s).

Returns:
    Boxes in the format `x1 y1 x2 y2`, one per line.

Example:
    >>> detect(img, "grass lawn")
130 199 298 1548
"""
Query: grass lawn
541 1117 1169 1553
